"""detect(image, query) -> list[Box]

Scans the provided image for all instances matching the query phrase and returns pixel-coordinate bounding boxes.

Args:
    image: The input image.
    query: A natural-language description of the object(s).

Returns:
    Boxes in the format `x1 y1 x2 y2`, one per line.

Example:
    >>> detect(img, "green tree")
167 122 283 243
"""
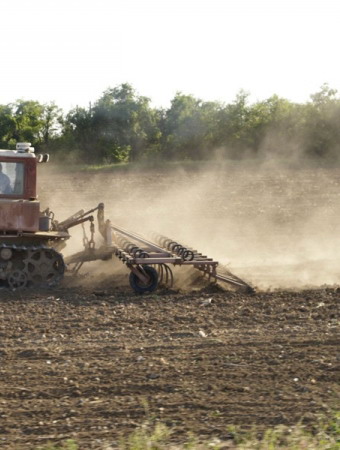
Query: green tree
11 100 44 143
161 93 221 159
214 90 252 157
62 105 95 161
0 100 62 150
0 104 16 147
246 95 299 155
39 102 62 147
93 83 161 162
303 84 340 159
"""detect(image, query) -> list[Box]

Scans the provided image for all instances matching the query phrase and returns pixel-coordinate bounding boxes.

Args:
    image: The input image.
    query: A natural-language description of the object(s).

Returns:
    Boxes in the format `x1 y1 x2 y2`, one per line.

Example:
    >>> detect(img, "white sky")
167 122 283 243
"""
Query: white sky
1 0 339 111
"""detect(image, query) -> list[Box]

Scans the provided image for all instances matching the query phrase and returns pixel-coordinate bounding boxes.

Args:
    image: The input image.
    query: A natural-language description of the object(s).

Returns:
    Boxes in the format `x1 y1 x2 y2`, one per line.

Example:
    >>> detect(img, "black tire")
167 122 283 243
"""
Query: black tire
129 266 158 294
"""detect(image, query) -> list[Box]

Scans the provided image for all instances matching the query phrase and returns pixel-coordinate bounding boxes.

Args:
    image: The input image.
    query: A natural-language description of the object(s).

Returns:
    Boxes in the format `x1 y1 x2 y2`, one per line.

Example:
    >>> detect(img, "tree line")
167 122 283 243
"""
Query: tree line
0 83 339 163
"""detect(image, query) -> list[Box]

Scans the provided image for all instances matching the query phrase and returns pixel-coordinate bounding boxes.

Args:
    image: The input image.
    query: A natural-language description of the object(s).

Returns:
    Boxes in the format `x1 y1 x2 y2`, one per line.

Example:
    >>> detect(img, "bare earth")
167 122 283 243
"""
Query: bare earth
0 164 339 449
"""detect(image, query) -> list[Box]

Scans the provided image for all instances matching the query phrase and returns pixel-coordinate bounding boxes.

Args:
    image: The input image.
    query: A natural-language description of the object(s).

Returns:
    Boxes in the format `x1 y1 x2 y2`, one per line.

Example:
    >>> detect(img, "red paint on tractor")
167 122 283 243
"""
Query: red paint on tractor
0 200 40 232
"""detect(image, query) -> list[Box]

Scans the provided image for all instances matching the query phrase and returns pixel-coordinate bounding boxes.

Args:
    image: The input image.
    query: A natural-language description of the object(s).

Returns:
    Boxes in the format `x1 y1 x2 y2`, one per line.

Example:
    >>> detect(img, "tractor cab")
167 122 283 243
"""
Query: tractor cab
0 143 48 233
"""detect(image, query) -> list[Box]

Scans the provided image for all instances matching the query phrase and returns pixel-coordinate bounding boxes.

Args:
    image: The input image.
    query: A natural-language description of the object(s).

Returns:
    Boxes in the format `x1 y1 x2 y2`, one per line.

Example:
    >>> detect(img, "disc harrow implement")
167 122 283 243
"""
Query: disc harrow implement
65 206 254 294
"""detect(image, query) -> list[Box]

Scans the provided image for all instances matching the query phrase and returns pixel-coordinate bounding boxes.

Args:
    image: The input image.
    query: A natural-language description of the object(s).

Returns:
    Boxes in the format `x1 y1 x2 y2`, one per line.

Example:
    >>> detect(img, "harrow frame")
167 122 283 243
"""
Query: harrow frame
64 204 254 294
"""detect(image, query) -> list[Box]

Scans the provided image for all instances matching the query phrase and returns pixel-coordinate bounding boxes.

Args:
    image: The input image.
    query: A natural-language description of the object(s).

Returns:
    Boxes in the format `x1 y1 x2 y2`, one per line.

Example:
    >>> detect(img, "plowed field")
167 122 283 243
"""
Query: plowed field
0 164 339 449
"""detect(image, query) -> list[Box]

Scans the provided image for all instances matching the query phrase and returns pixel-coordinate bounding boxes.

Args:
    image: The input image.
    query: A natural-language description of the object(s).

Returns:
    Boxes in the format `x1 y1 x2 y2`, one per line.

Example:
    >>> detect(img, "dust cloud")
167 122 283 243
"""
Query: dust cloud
38 160 340 290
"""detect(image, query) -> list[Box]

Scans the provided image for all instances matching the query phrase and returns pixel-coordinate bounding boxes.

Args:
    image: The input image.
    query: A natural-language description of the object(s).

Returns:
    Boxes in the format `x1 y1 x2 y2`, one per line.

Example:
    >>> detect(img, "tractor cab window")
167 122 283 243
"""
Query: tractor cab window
0 162 24 195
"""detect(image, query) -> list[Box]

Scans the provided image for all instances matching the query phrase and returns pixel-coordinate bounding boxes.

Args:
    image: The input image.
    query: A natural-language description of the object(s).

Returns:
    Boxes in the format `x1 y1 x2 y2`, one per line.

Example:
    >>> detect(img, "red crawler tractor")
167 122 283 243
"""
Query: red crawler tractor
0 143 253 293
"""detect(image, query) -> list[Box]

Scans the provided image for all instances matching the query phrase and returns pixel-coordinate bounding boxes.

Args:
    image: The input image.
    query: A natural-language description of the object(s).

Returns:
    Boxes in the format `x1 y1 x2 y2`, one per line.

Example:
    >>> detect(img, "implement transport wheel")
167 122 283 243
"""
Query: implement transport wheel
129 265 158 294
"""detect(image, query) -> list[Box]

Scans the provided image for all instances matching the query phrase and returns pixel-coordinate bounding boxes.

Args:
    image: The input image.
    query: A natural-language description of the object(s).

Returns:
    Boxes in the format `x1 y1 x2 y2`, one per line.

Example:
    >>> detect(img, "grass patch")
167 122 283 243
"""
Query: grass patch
226 412 340 449
37 439 78 450
117 412 340 449
37 412 339 449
